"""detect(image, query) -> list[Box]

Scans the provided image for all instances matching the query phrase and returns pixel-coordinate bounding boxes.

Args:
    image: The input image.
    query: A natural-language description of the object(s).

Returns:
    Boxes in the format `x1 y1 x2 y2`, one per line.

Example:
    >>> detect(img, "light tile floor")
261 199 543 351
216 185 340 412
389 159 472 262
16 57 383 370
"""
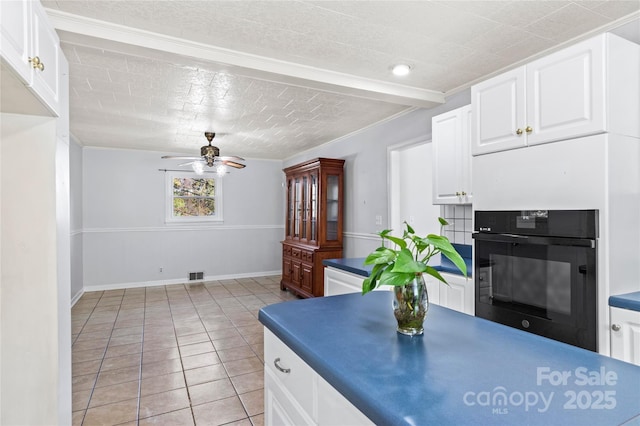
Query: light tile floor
71 275 296 426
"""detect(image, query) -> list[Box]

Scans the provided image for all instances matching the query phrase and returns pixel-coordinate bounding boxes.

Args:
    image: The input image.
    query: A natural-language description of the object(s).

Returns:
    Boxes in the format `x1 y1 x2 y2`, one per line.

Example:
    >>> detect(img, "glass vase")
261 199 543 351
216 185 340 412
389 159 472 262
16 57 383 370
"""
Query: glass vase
392 273 429 336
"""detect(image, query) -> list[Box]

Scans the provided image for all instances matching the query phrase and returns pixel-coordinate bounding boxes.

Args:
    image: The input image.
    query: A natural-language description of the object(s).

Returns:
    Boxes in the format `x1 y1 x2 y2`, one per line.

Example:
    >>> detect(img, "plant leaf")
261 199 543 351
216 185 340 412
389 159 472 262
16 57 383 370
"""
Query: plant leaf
363 247 396 265
425 266 448 285
438 217 449 226
423 235 467 276
405 221 415 235
379 268 415 286
362 262 389 294
391 248 427 273
383 234 407 249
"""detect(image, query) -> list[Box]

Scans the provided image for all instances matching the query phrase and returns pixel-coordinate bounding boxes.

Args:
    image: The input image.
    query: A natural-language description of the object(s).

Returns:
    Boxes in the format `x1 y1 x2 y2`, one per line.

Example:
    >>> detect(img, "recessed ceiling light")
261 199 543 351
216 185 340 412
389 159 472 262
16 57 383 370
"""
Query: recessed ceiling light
392 64 411 76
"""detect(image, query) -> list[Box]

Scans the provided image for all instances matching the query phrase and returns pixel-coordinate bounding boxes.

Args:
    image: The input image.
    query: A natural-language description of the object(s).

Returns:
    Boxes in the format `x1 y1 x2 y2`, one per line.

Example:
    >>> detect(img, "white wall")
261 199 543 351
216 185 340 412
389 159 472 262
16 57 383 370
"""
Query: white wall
82 147 284 289
1 114 60 425
284 90 470 257
69 137 83 302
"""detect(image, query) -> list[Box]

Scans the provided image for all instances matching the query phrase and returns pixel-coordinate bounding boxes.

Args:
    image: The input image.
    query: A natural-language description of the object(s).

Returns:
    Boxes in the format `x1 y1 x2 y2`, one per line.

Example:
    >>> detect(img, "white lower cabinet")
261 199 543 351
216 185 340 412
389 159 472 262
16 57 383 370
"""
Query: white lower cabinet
324 267 389 296
264 328 373 426
426 272 474 316
440 273 474 316
610 307 640 366
324 267 364 296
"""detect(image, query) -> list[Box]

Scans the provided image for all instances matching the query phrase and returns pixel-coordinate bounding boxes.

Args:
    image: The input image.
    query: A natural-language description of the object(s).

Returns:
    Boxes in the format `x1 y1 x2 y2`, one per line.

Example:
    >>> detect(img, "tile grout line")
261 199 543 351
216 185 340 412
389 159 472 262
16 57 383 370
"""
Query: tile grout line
133 287 148 426
80 291 126 426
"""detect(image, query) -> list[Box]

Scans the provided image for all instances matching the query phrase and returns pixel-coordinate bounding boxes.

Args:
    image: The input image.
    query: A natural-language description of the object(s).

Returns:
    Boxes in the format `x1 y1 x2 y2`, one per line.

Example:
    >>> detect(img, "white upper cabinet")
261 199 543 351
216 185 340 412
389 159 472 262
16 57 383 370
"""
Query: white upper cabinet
0 0 61 116
1 0 32 84
472 33 640 156
432 104 472 204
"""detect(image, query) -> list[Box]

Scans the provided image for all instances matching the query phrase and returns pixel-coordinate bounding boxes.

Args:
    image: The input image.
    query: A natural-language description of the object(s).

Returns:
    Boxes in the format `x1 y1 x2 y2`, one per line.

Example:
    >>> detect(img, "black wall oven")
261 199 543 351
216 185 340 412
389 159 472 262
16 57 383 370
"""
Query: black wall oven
473 210 598 351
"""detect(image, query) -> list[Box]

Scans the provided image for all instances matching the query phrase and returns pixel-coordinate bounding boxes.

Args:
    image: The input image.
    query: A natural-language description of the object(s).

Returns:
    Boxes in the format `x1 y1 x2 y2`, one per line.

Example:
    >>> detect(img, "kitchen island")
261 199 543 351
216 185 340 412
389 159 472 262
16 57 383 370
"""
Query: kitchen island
259 292 640 425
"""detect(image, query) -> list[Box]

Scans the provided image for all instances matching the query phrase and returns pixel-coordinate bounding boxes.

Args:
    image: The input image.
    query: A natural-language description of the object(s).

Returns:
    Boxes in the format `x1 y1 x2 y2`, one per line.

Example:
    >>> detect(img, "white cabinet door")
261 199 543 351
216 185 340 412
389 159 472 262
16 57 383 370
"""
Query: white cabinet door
432 104 472 204
440 273 474 315
610 307 640 366
526 36 605 147
471 67 526 155
424 274 440 306
317 376 373 426
0 0 32 84
29 2 60 116
265 368 315 426
324 267 362 296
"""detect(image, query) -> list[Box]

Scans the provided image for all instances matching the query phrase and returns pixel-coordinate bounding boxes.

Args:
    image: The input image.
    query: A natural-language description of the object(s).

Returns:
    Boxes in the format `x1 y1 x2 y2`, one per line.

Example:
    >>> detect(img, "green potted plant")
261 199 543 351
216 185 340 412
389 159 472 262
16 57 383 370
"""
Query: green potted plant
362 218 467 336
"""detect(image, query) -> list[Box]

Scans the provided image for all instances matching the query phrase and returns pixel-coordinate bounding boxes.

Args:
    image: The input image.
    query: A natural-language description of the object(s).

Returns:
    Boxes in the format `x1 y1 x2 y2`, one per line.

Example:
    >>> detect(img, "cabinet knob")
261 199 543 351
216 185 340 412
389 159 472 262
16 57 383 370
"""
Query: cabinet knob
611 324 621 332
516 128 523 135
274 357 291 374
461 191 467 196
455 192 461 196
28 56 45 71
525 126 533 134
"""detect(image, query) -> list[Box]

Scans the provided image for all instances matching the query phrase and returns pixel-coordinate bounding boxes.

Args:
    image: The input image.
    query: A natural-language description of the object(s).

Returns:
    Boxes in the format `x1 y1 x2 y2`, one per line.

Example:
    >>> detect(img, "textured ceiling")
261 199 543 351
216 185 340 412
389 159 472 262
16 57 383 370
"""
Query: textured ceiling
42 0 640 160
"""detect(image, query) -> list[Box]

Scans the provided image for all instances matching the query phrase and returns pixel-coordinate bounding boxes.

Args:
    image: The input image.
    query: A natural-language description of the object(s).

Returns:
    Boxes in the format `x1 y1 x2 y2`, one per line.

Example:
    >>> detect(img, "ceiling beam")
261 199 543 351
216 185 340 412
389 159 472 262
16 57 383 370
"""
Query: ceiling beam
46 9 446 109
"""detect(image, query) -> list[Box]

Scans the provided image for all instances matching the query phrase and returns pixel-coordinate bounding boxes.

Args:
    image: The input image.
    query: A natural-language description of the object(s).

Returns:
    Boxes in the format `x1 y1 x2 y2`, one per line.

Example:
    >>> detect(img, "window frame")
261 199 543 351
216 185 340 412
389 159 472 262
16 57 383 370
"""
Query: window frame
165 171 223 223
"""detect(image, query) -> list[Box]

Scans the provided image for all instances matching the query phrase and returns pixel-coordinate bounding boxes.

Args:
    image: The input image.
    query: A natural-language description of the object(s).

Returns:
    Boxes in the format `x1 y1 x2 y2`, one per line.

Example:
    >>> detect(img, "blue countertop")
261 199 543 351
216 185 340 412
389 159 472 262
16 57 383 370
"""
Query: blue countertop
259 292 640 425
609 291 640 312
323 243 473 278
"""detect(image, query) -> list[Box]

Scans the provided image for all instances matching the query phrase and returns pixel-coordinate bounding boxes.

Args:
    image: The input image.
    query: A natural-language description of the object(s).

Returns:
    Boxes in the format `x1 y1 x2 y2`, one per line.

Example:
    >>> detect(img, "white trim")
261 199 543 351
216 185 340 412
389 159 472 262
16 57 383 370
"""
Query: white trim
70 288 84 307
70 229 82 237
82 224 284 233
46 9 445 108
83 270 281 292
343 231 380 241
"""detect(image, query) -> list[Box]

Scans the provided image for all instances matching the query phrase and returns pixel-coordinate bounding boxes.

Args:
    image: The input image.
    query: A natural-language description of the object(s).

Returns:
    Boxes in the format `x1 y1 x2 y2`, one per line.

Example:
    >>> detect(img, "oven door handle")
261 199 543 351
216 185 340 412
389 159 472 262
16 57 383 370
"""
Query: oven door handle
472 232 595 248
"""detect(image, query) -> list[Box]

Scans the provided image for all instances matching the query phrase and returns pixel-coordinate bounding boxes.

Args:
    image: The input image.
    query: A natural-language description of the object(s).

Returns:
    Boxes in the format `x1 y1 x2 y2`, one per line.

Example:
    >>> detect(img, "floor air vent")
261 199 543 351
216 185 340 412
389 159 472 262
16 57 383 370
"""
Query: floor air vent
189 272 204 281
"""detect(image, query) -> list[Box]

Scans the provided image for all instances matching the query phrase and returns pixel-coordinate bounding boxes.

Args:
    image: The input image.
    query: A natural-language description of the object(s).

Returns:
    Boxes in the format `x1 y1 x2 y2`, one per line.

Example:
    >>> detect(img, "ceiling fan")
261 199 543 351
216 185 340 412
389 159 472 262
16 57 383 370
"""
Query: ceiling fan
162 132 246 174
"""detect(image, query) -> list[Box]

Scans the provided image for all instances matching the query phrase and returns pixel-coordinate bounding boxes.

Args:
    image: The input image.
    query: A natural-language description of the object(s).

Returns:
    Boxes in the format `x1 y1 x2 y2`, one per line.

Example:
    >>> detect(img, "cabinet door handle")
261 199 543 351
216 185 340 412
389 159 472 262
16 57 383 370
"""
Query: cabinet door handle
525 126 533 134
461 191 467 196
28 56 45 71
611 324 621 332
515 128 523 135
455 192 461 196
274 357 291 373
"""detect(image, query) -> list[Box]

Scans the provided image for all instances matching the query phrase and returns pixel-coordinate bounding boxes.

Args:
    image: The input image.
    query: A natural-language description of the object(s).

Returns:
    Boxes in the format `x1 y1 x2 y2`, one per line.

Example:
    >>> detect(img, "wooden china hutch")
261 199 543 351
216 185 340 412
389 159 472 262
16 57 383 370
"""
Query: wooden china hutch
281 158 345 298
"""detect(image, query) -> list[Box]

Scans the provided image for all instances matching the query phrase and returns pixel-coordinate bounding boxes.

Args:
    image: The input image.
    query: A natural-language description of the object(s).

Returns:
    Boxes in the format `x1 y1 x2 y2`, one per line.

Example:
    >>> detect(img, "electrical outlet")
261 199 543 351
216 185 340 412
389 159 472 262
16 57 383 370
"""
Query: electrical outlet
159 267 163 273
375 215 382 225
409 215 415 225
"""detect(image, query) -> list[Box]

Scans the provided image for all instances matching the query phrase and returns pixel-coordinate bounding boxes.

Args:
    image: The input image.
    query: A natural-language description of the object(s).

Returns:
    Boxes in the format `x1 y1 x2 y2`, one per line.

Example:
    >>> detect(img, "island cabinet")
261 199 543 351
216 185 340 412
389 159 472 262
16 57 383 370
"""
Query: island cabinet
610 307 640 366
432 104 472 204
1 0 62 116
264 328 373 426
281 158 345 298
472 32 640 156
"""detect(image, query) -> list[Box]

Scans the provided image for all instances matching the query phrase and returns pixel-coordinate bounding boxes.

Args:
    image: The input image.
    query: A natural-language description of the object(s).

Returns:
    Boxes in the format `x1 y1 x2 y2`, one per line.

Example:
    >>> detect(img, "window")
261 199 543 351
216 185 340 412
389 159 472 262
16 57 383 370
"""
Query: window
166 172 223 222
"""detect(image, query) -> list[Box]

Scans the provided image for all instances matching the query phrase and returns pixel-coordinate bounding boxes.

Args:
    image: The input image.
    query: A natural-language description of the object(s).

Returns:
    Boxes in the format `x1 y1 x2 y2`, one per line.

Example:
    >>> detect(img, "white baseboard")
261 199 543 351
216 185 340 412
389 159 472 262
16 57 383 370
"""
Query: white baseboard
71 288 85 307
82 270 282 293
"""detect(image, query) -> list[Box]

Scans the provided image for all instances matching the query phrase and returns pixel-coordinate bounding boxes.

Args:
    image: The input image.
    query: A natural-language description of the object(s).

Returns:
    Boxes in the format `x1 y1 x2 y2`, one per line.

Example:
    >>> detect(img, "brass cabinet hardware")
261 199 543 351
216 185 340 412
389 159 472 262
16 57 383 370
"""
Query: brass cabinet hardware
611 324 621 332
28 56 44 71
516 128 523 135
525 126 533 133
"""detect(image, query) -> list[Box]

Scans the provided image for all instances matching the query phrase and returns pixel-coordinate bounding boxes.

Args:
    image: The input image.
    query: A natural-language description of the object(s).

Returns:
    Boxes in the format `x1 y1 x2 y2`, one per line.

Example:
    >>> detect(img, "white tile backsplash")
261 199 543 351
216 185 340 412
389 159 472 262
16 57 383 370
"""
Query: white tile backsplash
441 204 472 245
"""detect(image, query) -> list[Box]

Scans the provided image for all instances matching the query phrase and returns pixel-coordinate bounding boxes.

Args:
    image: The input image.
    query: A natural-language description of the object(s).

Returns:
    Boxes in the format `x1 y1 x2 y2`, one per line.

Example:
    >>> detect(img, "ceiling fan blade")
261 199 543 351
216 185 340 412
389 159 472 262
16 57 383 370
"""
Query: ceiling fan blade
178 160 205 167
218 155 245 162
222 160 246 169
162 155 202 160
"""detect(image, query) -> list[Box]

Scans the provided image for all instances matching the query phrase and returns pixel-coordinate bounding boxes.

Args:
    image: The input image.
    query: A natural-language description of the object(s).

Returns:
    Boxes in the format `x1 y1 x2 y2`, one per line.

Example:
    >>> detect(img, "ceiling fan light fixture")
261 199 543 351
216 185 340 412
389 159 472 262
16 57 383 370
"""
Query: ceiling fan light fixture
192 161 205 175
216 164 228 177
391 63 411 76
